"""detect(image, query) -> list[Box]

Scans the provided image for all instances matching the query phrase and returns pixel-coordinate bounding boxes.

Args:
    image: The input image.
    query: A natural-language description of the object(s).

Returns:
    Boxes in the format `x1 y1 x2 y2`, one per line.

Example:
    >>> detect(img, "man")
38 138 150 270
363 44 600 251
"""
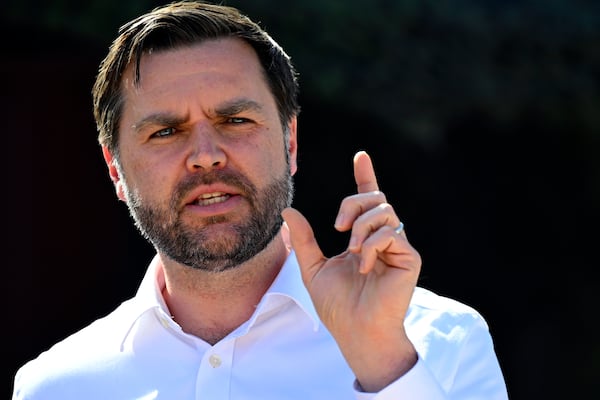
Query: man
13 1 509 399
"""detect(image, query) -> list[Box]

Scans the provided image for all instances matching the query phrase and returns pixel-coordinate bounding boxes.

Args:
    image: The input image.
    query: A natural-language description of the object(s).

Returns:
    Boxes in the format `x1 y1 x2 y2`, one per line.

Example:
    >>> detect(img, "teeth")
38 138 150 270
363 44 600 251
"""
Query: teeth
196 192 230 205
200 192 225 199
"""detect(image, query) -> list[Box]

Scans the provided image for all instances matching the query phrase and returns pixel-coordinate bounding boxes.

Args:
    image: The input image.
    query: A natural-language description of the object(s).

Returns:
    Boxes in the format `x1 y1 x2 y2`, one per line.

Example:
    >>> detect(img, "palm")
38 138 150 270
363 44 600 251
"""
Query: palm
303 243 416 340
283 151 421 344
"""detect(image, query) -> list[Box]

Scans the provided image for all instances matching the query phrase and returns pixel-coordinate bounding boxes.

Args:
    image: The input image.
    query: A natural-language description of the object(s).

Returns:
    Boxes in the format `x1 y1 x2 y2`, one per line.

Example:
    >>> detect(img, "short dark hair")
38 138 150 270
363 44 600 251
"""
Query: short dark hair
92 0 300 155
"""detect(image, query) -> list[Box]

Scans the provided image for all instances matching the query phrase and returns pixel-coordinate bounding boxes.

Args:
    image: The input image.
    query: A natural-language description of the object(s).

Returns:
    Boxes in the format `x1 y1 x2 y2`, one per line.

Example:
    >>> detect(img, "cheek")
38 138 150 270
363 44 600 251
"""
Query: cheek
239 136 287 181
120 153 174 201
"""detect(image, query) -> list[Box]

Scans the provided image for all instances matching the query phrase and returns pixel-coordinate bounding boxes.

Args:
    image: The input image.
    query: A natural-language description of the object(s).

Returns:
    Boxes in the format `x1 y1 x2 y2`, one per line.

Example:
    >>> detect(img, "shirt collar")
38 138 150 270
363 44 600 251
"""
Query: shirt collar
116 255 169 351
118 250 320 349
258 250 320 330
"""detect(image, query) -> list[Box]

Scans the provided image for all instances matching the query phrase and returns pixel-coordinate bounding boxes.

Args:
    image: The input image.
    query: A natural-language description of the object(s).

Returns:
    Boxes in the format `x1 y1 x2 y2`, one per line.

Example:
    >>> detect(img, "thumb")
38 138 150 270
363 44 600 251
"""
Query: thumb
281 207 327 285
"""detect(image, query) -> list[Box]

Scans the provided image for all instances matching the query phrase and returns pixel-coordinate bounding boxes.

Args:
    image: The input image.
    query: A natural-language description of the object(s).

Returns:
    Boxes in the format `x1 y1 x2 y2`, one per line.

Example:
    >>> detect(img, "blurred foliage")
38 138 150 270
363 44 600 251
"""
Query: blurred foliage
3 0 599 149
228 0 600 148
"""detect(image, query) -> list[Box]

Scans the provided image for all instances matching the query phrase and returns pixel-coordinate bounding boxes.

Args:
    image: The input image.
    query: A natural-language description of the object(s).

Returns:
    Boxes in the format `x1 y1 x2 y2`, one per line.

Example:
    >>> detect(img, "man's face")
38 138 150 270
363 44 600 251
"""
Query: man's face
107 38 298 272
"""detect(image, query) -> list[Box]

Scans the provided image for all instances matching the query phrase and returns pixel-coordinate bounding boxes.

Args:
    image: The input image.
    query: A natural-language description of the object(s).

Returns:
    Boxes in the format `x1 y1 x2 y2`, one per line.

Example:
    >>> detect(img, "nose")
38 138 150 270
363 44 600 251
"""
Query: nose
186 123 226 171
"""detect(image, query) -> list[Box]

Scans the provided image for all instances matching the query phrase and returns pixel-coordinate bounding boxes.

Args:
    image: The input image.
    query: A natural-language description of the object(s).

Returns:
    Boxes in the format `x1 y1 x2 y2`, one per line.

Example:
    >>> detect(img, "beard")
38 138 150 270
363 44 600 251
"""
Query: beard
122 167 294 272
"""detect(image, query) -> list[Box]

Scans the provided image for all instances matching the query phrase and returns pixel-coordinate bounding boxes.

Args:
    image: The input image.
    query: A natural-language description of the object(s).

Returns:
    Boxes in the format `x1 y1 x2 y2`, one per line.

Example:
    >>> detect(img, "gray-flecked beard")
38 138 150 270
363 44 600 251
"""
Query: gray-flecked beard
122 168 294 273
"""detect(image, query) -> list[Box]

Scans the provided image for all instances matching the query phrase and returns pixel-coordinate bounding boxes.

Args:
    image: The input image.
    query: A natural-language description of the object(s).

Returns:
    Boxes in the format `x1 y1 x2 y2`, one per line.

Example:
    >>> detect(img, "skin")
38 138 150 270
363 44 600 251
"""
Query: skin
102 37 421 392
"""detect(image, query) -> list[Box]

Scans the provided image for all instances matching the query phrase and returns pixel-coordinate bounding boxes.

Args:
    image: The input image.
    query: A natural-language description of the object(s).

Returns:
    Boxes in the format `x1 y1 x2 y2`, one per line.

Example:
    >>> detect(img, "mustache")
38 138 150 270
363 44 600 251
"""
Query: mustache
174 169 257 203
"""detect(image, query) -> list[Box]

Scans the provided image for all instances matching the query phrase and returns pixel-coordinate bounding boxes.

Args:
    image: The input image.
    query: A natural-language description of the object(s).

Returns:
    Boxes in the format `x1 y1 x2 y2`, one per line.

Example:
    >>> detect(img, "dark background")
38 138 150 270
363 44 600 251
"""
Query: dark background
3 1 598 399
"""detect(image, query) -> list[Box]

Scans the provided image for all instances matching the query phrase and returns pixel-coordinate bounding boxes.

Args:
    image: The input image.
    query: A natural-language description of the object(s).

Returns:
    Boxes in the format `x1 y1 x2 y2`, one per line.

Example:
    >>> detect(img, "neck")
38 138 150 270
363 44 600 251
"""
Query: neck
159 233 290 345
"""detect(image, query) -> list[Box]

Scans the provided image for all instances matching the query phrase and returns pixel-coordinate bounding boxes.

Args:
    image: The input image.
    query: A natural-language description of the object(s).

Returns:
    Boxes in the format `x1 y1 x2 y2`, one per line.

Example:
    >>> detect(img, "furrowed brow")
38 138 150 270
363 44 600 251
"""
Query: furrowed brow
214 99 263 116
131 113 188 133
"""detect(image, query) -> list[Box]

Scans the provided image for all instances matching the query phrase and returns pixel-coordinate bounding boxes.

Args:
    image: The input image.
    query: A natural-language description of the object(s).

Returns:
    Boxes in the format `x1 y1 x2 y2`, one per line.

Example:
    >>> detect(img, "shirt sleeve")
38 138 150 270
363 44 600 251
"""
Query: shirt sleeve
353 358 447 400
352 313 508 400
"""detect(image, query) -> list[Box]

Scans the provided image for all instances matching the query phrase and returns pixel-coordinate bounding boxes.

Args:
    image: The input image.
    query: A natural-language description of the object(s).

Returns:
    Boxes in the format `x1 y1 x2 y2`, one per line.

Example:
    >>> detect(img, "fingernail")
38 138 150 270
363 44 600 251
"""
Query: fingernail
348 235 358 250
334 212 344 229
358 259 367 274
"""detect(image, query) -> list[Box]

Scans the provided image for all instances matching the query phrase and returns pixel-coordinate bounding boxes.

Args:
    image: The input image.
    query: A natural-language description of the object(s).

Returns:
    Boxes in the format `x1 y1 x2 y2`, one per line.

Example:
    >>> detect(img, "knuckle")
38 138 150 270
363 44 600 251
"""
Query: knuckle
379 202 393 213
376 190 387 202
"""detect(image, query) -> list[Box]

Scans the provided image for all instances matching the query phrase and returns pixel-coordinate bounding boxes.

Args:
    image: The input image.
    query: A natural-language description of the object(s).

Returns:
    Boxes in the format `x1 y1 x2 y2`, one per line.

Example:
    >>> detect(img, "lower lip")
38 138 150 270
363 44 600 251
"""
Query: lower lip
185 194 243 217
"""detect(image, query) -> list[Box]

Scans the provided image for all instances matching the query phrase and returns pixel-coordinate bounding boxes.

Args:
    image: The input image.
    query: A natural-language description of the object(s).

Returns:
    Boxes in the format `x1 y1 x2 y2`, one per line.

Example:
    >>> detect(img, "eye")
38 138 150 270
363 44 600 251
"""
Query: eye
226 117 252 124
152 127 176 138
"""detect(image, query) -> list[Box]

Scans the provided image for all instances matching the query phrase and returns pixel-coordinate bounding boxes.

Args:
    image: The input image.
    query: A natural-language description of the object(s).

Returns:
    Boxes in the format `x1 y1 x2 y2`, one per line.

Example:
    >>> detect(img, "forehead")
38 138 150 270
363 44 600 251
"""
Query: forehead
123 37 267 96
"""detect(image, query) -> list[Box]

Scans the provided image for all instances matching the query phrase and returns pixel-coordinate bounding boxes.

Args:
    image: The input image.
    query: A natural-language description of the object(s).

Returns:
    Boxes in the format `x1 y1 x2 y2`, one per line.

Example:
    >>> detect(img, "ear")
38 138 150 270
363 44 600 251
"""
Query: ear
287 116 298 176
101 146 127 202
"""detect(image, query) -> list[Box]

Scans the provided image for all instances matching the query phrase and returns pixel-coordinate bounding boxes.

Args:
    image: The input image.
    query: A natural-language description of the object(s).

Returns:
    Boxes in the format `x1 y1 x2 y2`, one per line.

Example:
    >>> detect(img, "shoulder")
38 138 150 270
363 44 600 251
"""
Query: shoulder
13 299 139 398
411 287 481 318
406 288 507 397
41 298 139 353
406 287 497 384
406 286 493 357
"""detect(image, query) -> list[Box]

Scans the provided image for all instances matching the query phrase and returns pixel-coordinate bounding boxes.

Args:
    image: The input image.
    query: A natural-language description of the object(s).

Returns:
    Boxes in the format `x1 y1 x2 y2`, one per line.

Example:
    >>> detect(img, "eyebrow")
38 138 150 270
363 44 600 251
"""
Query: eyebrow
214 98 264 116
131 113 188 134
130 98 264 133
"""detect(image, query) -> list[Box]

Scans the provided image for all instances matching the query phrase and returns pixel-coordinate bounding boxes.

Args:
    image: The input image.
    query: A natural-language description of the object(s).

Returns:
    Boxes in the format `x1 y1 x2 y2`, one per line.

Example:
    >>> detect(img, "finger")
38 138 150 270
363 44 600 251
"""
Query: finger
347 202 400 252
353 151 379 194
334 191 387 231
358 226 421 275
281 207 327 285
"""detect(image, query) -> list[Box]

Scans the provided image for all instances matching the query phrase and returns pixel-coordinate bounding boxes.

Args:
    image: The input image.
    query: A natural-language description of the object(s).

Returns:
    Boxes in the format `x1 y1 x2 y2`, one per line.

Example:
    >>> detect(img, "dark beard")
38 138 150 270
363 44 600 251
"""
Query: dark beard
125 167 294 272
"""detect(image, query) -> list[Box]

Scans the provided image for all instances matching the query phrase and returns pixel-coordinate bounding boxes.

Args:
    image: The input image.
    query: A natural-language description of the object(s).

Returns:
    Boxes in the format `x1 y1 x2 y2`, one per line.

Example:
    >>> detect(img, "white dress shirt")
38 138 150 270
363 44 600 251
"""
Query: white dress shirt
13 251 508 399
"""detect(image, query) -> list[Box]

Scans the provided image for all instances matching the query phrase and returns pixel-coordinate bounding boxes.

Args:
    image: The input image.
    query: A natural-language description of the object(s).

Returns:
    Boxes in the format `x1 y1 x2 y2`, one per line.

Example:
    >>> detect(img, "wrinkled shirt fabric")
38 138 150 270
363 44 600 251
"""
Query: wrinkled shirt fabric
13 251 509 399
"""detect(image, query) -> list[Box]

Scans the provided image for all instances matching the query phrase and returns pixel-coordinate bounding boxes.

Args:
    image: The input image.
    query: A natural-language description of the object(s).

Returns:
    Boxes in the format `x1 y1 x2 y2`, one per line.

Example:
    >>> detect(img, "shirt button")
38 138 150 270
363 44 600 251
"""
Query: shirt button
159 315 170 328
208 354 222 368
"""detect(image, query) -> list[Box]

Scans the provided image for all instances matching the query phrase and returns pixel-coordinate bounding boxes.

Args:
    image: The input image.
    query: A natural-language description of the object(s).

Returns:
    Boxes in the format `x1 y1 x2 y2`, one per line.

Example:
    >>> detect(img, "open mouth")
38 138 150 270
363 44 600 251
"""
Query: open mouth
194 192 232 206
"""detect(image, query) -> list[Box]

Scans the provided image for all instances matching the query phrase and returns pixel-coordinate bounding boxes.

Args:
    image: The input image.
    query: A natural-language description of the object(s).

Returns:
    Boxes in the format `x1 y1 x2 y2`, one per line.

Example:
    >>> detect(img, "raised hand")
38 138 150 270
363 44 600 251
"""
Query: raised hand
281 150 422 392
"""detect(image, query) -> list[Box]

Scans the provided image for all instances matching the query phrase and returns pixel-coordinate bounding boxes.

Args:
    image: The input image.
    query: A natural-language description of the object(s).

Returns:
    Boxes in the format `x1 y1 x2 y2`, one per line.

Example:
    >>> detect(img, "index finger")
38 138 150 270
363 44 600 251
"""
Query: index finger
353 150 379 193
